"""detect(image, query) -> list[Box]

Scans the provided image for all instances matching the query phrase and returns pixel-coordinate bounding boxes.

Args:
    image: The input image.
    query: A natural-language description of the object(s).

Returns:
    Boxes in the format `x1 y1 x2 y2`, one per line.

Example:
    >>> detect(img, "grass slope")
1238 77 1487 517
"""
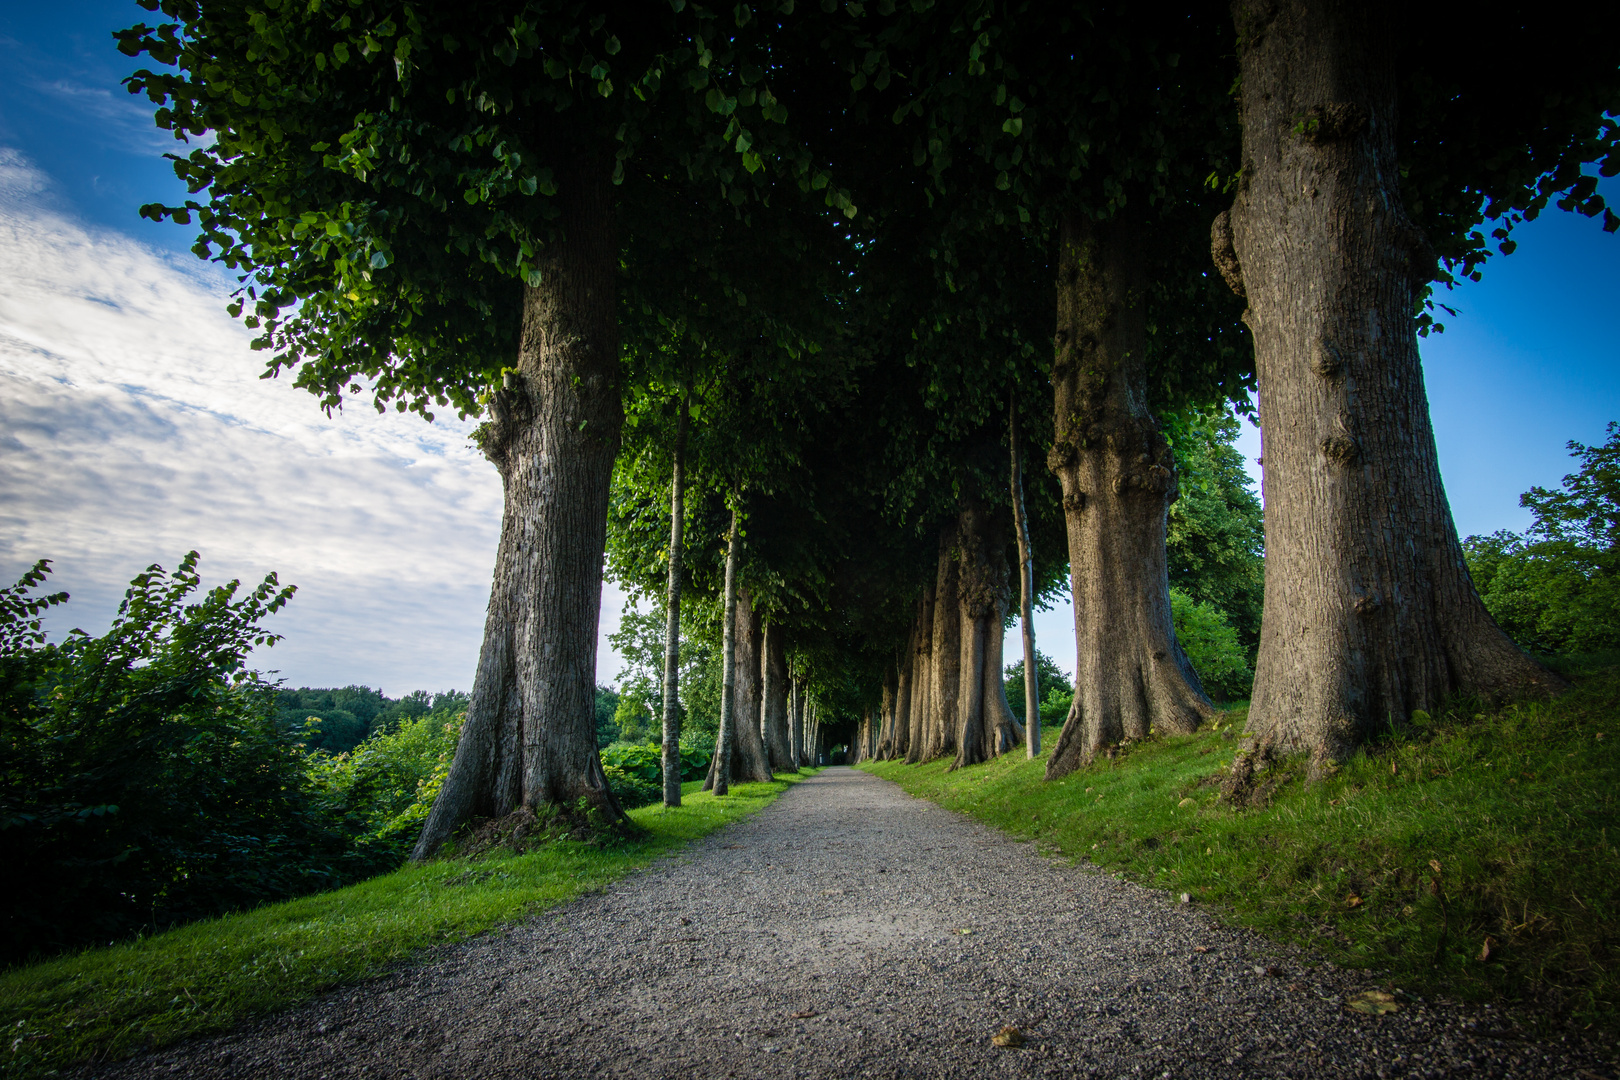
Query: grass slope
863 667 1619 1038
1 774 814 1077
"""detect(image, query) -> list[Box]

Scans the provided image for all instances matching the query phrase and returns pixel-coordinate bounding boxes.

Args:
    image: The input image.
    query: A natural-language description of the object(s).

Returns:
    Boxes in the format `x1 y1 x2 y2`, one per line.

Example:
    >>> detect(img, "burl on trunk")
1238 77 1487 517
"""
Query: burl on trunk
1220 0 1562 768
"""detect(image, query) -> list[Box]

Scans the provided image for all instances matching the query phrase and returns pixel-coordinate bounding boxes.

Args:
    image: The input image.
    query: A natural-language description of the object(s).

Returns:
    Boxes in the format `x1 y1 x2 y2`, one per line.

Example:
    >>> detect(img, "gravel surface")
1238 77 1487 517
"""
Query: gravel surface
88 767 1613 1079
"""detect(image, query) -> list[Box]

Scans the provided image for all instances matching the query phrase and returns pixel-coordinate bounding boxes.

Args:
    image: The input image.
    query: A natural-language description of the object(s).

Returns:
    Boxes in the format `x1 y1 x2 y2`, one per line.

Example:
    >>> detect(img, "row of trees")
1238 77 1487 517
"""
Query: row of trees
119 0 1619 850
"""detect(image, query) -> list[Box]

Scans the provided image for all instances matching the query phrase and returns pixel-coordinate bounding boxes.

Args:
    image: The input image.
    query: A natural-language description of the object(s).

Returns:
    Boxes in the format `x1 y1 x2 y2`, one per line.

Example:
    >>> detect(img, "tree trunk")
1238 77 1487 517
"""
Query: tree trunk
727 588 775 782
916 522 962 762
789 675 804 769
1223 0 1564 768
661 400 688 807
892 636 914 762
705 506 742 797
413 164 623 859
904 584 935 763
1045 210 1215 781
953 498 1024 769
761 622 794 772
1010 400 1041 758
876 666 897 759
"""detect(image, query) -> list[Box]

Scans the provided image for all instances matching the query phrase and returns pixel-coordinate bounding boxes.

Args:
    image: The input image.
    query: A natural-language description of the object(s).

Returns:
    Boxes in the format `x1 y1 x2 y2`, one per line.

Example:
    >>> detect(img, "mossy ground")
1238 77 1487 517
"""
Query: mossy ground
0 773 815 1077
863 665 1619 1040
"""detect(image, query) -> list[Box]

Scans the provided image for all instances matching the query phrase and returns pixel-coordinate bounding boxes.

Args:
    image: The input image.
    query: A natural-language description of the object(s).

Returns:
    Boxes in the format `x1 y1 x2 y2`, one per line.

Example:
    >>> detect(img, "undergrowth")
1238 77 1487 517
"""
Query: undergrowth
863 665 1618 1040
0 773 815 1078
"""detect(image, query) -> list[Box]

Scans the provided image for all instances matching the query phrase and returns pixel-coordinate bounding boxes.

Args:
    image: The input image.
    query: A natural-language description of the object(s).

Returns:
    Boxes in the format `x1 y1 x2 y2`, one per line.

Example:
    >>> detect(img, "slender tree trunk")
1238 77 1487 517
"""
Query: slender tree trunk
761 623 794 772
918 522 962 762
904 584 935 764
876 666 897 759
954 498 1024 769
413 163 623 859
1222 0 1563 768
789 675 804 769
1010 401 1041 758
705 506 742 797
661 400 689 807
1044 210 1216 781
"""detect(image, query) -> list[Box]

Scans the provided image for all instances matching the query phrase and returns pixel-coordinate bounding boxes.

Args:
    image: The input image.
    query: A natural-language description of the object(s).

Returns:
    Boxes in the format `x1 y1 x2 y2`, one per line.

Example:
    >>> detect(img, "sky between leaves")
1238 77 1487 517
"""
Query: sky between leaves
0 3 1615 696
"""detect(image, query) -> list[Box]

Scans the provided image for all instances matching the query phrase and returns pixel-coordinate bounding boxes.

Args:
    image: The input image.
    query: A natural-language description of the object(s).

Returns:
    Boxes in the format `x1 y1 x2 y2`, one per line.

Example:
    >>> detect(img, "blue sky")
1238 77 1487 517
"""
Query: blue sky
2 3 1616 693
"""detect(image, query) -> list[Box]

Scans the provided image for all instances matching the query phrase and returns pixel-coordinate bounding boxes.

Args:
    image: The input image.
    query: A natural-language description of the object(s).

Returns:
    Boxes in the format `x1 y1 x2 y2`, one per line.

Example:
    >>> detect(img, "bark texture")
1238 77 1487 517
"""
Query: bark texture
413 165 623 859
660 403 688 807
1045 211 1214 782
1226 0 1563 765
761 623 795 772
952 499 1024 769
903 583 935 764
914 523 962 763
892 632 914 763
721 588 775 783
1010 402 1041 758
789 677 805 769
705 508 741 797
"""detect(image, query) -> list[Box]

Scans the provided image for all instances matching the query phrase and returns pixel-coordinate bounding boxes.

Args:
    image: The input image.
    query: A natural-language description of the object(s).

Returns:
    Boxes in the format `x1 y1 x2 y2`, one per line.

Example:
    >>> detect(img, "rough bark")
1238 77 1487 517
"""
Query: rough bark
915 522 962 762
953 499 1024 769
1045 211 1215 781
660 401 688 807
892 633 914 763
761 622 795 772
1010 401 1041 758
413 163 623 859
789 676 805 769
705 507 741 797
904 583 935 764
727 588 775 782
876 666 898 760
1225 0 1564 767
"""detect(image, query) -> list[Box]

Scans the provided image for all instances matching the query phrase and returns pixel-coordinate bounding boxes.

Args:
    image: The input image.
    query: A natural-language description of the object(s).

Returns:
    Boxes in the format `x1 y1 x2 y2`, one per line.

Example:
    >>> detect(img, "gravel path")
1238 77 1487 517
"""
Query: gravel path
92 767 1611 1079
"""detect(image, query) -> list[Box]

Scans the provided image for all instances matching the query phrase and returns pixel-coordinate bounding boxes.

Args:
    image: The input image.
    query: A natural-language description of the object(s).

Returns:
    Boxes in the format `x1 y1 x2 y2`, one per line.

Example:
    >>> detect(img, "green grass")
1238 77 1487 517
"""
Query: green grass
0 773 815 1077
863 668 1620 1039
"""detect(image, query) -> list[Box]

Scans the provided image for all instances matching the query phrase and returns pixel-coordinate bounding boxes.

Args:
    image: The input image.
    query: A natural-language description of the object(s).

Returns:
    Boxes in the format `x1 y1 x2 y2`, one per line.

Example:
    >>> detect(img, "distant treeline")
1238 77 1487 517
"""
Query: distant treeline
277 686 469 754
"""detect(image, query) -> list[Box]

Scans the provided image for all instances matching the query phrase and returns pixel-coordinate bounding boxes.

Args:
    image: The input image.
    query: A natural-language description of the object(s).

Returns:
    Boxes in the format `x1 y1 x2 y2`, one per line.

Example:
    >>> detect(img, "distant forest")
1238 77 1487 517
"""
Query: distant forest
277 687 468 754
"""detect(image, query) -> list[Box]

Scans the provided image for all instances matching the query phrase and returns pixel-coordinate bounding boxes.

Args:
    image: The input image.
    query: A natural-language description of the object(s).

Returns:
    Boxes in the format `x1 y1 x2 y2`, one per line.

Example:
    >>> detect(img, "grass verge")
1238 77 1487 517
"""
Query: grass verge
862 667 1618 1040
1 773 815 1077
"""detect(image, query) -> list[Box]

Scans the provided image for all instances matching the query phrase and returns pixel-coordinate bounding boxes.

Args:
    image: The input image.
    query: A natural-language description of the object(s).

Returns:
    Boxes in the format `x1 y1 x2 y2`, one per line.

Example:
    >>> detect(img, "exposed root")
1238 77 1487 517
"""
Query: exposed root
1218 739 1282 808
449 800 641 859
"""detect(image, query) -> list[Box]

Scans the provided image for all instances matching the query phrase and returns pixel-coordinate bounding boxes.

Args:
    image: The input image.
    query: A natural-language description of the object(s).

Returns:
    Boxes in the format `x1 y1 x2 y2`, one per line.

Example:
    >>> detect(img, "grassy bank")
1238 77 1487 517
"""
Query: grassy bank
862 667 1618 1037
1 774 814 1077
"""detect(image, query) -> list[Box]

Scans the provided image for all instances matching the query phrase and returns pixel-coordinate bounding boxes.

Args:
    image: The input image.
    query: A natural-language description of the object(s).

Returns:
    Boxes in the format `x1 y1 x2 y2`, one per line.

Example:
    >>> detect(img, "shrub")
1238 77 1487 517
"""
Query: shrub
1169 588 1254 701
0 555 364 964
304 709 462 862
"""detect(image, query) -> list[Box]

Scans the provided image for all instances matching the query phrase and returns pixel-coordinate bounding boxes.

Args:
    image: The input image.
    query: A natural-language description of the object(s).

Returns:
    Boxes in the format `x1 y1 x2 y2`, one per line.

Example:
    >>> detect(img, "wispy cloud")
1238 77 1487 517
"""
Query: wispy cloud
0 148 628 695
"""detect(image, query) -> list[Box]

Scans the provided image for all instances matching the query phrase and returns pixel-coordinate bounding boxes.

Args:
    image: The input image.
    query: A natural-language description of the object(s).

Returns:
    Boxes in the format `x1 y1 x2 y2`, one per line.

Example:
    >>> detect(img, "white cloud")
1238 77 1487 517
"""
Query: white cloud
0 149 628 695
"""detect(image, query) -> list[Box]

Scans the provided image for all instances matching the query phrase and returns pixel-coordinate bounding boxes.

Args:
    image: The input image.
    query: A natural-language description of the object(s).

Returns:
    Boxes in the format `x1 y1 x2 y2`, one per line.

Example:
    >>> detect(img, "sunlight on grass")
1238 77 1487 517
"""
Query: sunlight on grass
865 669 1619 1036
0 773 816 1077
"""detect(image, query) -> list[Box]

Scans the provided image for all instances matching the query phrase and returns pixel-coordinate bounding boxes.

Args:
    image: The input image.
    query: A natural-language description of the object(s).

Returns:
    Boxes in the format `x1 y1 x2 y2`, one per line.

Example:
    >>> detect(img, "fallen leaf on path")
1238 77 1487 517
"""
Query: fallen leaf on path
991 1026 1025 1048
1193 946 1210 954
1346 990 1399 1016
789 1010 818 1020
958 928 974 935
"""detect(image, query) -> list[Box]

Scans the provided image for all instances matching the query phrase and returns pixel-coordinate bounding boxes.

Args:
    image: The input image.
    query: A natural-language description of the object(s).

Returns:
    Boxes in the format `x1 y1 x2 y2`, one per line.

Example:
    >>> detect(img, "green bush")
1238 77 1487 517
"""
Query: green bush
0 555 369 965
1169 587 1254 701
304 710 462 862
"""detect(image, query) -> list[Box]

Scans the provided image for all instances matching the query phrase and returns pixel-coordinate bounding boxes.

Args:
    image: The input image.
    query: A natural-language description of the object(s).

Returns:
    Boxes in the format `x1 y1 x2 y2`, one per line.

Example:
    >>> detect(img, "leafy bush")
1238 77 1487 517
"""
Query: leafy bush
1169 588 1254 701
1039 686 1073 732
305 709 462 862
0 555 369 964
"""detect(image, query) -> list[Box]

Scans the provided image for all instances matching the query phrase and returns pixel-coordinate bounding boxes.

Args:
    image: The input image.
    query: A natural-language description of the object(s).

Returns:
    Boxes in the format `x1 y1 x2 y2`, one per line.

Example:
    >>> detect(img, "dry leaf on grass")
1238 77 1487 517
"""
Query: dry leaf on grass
1346 990 1400 1016
991 1026 1025 1048
1479 936 1497 962
1347 895 1364 908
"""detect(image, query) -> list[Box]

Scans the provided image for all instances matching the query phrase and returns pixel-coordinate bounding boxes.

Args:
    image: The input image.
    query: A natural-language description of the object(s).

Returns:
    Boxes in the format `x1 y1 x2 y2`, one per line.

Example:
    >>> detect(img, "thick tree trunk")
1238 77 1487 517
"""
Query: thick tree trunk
904 584 935 763
1010 401 1041 758
727 588 775 782
916 523 962 762
661 402 688 807
762 623 795 772
413 164 623 859
705 507 742 797
892 636 914 762
876 666 898 759
953 499 1024 769
1045 211 1215 781
1223 0 1563 768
